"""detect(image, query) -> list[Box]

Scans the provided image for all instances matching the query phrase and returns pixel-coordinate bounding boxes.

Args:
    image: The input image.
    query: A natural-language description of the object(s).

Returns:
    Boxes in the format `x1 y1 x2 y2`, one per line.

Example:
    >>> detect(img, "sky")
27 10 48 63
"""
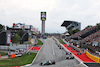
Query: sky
0 0 100 33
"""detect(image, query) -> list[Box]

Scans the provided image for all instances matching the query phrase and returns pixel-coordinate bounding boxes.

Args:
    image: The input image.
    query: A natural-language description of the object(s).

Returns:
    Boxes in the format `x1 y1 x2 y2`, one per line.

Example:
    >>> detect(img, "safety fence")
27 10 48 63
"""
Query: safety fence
86 51 100 63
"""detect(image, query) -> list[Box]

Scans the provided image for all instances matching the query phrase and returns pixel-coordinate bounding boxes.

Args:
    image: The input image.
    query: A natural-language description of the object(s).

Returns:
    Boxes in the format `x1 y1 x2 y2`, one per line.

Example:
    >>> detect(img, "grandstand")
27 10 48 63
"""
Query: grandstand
64 23 100 59
81 30 100 43
61 20 81 31
69 26 97 40
61 22 100 66
8 23 40 35
61 21 81 38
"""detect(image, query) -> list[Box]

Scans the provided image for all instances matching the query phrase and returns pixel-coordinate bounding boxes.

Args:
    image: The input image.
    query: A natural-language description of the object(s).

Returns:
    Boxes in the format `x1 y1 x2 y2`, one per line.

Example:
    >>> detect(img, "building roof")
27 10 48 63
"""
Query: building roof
61 20 79 27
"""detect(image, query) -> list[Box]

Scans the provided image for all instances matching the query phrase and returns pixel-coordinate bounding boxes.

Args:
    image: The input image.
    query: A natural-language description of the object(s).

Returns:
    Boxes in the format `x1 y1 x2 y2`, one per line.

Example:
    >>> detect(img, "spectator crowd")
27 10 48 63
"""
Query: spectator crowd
66 23 100 57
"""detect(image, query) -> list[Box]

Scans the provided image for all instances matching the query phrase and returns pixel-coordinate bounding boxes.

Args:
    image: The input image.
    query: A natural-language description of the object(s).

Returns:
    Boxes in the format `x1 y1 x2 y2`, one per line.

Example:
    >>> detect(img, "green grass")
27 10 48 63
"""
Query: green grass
0 51 8 56
0 53 37 67
58 39 65 44
37 39 43 45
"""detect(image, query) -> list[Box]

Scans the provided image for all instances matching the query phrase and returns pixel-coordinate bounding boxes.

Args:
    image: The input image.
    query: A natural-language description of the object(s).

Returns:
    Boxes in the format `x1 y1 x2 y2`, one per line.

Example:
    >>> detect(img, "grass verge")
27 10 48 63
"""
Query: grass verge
0 53 37 67
0 51 8 56
58 39 65 44
37 39 43 45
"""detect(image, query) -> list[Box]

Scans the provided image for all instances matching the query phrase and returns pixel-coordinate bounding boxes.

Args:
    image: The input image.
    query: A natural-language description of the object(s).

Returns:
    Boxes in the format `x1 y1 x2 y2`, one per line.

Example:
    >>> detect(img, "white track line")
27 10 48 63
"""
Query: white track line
52 44 55 55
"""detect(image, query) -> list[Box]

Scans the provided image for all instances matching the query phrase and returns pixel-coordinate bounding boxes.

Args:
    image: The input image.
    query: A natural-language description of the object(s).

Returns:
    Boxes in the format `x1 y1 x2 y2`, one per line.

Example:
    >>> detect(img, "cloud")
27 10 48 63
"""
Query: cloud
54 0 100 29
0 0 57 11
0 0 58 32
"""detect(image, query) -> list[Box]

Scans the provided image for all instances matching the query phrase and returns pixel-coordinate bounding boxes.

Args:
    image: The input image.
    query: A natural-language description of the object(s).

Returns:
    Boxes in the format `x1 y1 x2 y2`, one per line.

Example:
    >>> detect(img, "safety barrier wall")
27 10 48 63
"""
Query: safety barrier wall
86 51 100 63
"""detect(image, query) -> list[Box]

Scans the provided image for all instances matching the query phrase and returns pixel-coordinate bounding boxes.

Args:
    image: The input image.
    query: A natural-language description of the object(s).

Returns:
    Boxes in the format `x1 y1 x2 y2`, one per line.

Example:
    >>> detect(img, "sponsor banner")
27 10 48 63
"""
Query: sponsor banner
7 34 11 44
86 51 100 63
41 12 46 21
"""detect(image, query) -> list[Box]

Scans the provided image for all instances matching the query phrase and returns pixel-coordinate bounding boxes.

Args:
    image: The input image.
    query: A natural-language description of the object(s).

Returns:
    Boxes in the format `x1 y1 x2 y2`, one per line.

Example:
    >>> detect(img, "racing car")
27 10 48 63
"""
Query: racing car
40 60 55 66
66 55 74 59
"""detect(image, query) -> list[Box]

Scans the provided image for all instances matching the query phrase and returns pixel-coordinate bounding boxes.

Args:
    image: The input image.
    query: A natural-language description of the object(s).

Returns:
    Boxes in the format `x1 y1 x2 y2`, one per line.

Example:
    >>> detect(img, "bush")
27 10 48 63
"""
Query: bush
37 39 43 45
58 39 65 44
68 29 80 35
97 23 100 30
0 24 5 32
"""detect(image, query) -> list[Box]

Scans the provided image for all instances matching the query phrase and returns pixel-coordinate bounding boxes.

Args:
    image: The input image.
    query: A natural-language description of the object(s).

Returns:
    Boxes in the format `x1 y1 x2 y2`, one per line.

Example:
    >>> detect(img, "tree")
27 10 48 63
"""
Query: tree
68 29 80 35
0 24 5 32
73 29 80 34
96 23 100 30
68 29 73 35
85 25 92 29
6 26 10 30
17 30 24 37
11 34 21 43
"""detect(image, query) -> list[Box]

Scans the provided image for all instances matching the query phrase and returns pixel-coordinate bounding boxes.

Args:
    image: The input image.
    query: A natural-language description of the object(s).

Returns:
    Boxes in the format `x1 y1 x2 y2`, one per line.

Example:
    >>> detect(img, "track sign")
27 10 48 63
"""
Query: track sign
41 12 46 21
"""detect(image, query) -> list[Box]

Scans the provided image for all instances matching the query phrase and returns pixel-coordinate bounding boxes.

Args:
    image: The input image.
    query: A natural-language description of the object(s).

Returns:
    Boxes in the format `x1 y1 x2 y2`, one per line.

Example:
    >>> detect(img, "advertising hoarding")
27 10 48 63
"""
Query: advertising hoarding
41 12 46 21
7 34 11 44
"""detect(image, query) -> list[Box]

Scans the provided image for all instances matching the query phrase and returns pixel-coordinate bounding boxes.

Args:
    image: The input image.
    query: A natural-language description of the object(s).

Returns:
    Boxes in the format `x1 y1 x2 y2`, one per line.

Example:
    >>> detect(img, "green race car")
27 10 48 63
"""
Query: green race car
40 60 55 66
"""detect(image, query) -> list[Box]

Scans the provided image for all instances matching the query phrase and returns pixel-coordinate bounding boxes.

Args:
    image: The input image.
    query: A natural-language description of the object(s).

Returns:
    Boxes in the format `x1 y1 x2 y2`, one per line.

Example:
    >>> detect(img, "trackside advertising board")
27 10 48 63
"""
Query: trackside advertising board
41 12 46 21
7 34 11 44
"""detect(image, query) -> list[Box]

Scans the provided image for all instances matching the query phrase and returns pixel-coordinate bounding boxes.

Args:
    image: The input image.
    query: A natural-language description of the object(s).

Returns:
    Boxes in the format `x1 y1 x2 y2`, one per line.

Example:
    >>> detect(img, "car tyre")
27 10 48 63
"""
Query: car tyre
40 63 42 65
66 53 68 55
53 61 55 64
59 47 61 49
66 57 69 59
72 57 74 59
72 56 74 58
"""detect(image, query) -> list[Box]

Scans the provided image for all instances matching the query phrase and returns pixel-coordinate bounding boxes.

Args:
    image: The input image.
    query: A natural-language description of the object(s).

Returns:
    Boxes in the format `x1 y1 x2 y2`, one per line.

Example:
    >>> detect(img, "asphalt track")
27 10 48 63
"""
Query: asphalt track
30 38 79 67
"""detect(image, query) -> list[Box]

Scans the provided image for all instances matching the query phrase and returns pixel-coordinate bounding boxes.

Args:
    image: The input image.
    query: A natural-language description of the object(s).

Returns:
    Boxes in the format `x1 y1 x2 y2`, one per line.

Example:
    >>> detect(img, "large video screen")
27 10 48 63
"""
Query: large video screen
0 32 7 45
41 12 46 21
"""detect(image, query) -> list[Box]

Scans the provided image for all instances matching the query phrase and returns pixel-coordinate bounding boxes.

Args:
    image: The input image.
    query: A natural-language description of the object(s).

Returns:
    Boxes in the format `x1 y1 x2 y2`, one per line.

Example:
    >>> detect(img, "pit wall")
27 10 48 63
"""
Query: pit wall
86 51 100 63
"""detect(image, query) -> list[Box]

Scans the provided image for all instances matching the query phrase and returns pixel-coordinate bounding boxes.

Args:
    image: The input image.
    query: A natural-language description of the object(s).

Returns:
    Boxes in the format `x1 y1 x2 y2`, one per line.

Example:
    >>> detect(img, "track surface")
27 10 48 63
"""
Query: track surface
30 38 79 67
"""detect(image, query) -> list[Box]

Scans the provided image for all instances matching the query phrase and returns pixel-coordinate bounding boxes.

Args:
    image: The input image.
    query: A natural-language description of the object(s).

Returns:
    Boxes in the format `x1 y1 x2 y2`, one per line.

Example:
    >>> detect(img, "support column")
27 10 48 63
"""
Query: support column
42 20 45 35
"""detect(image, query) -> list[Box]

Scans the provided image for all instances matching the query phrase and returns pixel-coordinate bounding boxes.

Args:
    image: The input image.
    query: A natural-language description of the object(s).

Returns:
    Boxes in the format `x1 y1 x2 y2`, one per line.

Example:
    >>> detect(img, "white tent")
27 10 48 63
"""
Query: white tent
65 33 69 35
